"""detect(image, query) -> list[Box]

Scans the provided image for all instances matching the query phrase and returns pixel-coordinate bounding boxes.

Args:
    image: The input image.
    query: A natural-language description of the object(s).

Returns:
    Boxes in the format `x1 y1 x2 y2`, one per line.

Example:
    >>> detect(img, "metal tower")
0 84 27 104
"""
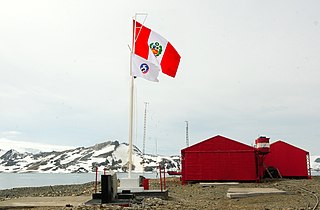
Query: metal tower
142 102 149 169
185 120 189 147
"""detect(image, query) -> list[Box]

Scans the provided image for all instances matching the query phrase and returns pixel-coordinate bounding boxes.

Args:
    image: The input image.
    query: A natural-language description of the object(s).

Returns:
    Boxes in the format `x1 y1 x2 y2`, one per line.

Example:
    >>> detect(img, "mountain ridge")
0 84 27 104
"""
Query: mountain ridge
1 139 319 174
0 140 180 173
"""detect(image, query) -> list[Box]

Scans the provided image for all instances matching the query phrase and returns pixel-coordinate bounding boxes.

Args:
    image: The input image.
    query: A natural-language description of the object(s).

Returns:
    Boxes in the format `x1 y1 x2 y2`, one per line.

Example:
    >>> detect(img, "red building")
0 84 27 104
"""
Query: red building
181 136 311 184
181 135 258 184
264 141 311 178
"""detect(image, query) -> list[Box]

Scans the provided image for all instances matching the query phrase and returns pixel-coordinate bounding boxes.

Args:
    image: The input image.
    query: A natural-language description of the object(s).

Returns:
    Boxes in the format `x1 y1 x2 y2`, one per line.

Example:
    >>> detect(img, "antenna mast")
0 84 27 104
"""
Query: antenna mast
185 121 189 147
142 102 149 171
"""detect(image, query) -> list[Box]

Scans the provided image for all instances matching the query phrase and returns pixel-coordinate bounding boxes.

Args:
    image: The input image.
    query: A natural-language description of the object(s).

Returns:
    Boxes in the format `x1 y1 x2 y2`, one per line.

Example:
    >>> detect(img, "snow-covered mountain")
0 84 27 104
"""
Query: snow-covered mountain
0 140 180 173
1 138 317 174
311 155 320 172
0 149 6 158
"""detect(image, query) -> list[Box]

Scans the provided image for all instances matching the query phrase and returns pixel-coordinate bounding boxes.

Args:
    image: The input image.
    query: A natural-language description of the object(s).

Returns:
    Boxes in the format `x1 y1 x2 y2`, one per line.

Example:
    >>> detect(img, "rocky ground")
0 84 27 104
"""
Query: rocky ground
0 176 319 209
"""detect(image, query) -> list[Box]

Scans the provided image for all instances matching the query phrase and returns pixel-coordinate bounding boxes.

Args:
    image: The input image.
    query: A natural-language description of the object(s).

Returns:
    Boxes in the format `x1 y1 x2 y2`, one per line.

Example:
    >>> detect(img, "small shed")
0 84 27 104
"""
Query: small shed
181 135 258 184
264 141 311 178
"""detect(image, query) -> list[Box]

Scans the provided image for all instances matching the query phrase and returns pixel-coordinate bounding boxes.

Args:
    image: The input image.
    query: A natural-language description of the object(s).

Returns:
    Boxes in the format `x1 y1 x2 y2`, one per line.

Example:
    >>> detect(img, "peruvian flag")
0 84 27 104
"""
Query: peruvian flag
133 20 181 78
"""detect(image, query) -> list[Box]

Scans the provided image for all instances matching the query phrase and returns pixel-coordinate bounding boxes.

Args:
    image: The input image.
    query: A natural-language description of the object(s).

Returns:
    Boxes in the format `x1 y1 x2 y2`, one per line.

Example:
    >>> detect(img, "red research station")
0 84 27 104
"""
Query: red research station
181 135 311 184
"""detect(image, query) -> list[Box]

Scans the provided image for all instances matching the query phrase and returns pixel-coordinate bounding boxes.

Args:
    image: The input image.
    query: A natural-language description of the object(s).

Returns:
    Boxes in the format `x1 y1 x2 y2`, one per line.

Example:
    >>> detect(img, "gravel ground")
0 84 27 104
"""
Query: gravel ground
0 182 95 201
0 177 319 209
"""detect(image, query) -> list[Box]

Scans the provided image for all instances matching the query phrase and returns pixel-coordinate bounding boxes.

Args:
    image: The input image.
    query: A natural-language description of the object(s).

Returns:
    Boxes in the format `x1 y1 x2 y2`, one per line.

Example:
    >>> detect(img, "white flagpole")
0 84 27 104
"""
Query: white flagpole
128 74 134 179
128 13 148 178
128 16 136 179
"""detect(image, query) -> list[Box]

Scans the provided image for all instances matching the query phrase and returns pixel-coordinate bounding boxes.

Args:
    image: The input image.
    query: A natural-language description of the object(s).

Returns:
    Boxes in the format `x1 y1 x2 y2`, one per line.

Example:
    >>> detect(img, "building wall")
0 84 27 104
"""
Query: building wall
264 141 310 178
182 151 257 182
181 136 310 183
181 136 258 183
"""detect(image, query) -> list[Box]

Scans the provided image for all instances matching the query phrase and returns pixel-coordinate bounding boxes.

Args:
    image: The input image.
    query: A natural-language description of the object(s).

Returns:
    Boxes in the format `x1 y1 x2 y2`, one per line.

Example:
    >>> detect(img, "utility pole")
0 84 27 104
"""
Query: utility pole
185 121 189 147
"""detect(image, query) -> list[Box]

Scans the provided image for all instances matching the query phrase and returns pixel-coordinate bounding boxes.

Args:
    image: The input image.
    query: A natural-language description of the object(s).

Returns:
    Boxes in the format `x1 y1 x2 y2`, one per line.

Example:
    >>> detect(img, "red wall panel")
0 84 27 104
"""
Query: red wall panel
182 136 258 182
183 151 257 181
264 141 309 177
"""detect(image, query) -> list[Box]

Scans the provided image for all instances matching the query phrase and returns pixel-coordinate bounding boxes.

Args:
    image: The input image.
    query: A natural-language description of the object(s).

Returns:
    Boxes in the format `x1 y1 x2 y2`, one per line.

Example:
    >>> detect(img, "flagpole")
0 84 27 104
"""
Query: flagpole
128 13 148 178
128 13 148 179
128 15 136 179
128 75 134 179
128 15 180 178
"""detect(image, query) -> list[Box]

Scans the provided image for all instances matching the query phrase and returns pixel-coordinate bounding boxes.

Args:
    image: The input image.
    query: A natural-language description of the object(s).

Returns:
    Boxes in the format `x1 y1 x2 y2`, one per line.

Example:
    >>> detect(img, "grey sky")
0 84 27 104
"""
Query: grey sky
0 0 320 155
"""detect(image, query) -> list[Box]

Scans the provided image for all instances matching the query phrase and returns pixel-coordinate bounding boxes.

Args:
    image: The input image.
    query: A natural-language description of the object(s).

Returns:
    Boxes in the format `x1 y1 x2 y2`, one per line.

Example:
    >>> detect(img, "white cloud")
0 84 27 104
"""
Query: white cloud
0 131 21 137
0 138 74 154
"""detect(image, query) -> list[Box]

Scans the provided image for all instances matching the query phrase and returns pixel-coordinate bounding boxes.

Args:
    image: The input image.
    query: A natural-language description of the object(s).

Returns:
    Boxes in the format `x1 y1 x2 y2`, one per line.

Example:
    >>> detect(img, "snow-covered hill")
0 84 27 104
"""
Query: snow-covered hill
1 138 317 174
311 155 320 172
0 140 180 173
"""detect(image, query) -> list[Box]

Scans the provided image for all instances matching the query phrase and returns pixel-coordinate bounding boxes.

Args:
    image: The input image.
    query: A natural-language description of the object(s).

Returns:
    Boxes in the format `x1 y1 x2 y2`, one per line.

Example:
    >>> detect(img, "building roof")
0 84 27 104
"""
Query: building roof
181 135 254 153
271 140 309 154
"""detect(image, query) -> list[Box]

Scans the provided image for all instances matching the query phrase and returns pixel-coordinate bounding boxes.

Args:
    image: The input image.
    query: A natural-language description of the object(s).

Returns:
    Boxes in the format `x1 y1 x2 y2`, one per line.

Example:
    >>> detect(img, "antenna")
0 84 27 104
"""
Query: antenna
142 102 149 171
155 138 158 156
185 121 189 147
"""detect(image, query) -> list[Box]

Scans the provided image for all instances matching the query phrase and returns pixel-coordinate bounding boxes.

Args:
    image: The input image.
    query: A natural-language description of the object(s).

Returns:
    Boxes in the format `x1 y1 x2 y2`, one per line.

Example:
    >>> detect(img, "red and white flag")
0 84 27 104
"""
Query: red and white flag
133 20 181 78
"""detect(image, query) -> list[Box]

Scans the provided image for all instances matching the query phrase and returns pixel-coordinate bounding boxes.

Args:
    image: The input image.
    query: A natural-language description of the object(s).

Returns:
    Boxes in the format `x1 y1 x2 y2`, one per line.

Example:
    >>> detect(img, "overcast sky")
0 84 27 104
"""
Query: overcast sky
1 0 320 156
